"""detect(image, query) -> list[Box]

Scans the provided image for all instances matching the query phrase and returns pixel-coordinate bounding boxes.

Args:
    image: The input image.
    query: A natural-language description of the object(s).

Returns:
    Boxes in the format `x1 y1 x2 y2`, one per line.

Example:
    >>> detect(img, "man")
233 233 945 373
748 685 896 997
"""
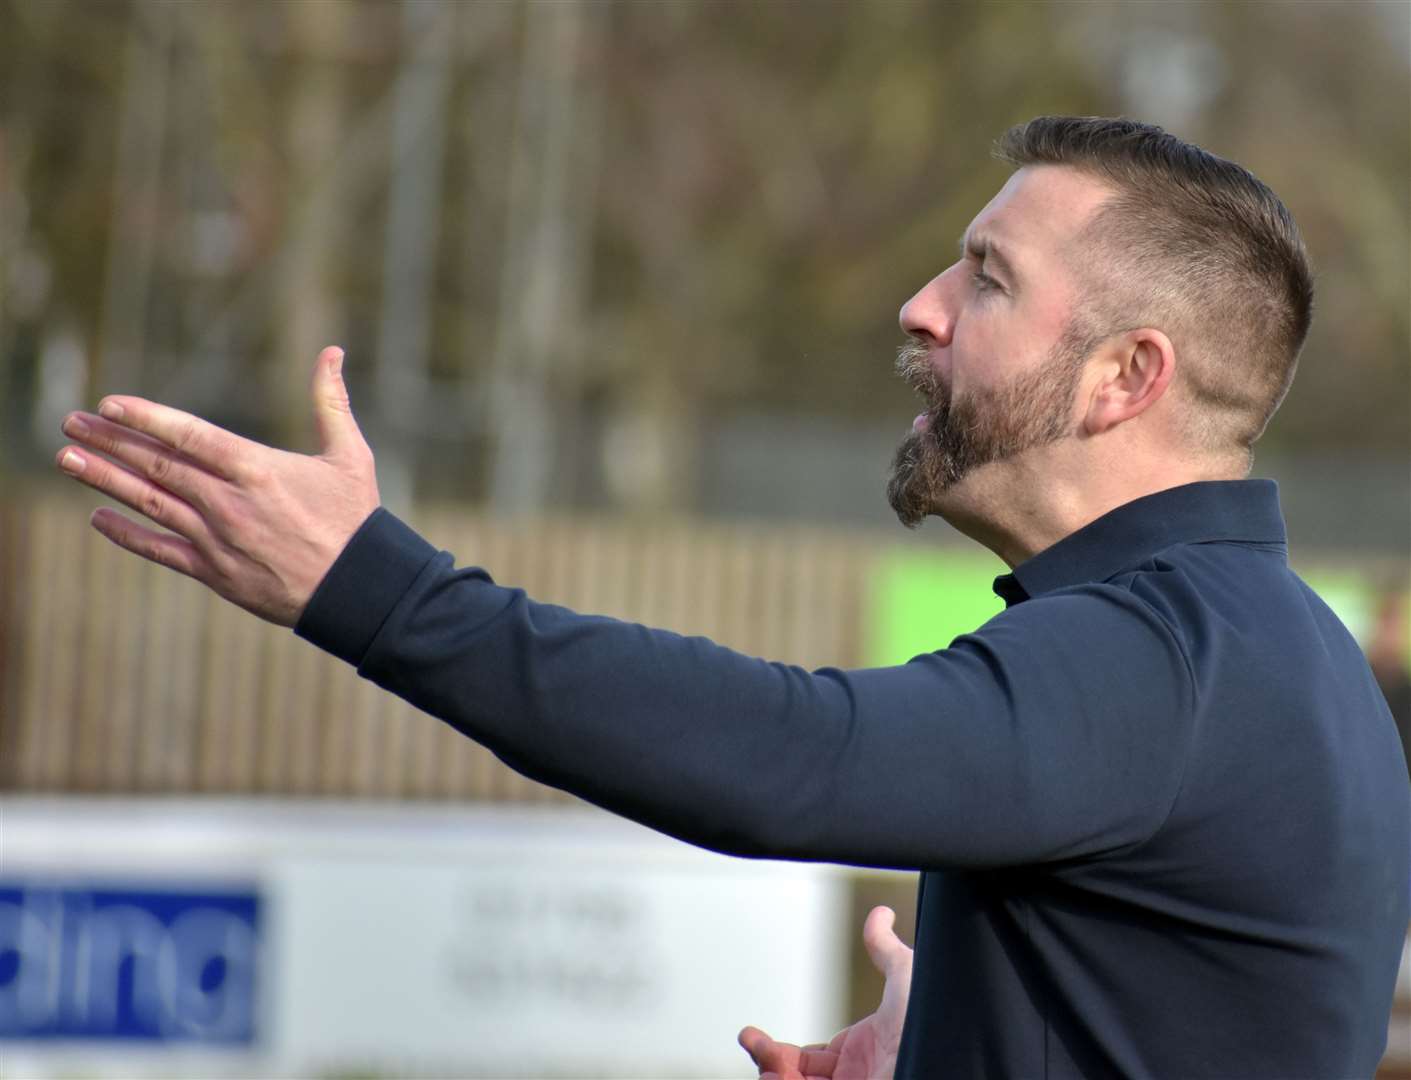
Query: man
56 117 1409 1077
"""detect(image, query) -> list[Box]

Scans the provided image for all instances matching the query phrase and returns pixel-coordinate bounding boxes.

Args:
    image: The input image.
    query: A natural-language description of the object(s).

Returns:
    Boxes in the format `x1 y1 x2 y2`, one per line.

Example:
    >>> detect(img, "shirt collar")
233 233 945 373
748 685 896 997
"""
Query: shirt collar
993 479 1287 606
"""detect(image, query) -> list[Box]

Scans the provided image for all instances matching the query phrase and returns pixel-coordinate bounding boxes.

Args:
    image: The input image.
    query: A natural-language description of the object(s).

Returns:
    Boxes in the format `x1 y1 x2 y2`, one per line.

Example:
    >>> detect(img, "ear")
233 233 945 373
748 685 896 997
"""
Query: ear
1082 328 1176 436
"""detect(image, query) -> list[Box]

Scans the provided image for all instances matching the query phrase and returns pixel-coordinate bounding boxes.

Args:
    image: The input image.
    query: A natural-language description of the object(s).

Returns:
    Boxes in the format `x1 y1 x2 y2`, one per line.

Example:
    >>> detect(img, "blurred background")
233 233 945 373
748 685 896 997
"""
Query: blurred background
1 0 1408 1077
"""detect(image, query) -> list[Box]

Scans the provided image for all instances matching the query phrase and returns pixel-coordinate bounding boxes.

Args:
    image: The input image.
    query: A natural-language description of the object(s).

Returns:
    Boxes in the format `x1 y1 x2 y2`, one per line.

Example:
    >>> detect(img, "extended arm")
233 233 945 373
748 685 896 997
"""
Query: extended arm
58 353 1194 870
294 505 1193 868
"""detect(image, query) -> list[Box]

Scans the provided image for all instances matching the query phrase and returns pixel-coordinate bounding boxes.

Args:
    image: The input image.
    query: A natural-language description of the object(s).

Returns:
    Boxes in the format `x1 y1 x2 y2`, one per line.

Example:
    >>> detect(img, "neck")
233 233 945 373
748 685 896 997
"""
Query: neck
934 454 1242 569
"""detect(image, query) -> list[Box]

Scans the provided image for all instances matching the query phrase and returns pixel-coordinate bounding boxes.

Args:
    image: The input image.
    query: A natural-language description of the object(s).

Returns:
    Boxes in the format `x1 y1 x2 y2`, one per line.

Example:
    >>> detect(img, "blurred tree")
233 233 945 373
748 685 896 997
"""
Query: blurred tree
1 0 1405 512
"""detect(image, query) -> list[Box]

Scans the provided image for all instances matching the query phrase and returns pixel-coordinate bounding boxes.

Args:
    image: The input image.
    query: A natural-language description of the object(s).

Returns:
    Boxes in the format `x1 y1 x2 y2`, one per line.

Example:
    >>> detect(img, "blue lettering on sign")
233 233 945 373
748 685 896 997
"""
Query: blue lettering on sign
0 882 260 1043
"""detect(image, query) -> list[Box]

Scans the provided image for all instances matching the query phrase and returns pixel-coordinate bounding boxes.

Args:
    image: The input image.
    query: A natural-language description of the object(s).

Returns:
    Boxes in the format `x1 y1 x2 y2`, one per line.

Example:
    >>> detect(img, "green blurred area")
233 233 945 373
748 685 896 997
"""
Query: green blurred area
867 549 1006 666
869 552 1411 670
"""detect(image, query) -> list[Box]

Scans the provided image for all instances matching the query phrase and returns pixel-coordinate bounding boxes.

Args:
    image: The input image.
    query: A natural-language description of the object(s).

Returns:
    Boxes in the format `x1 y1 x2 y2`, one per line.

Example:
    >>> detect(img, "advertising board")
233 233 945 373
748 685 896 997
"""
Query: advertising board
0 798 848 1078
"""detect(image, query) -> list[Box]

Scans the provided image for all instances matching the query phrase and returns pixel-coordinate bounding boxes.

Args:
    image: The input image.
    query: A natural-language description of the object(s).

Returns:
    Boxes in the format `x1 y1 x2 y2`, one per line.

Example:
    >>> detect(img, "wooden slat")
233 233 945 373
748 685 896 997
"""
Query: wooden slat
6 500 45 789
71 523 112 789
285 635 329 795
102 546 148 791
0 495 21 788
136 558 203 790
38 503 85 788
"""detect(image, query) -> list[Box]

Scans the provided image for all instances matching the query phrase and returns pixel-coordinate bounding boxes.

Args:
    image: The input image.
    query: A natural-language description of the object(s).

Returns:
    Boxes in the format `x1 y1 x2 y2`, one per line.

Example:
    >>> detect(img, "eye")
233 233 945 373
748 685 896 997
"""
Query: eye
970 269 1000 293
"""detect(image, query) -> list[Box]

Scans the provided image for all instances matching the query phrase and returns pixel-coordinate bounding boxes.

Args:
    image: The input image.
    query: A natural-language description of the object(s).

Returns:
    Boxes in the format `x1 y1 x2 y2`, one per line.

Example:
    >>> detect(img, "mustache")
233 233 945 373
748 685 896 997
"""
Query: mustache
895 337 947 406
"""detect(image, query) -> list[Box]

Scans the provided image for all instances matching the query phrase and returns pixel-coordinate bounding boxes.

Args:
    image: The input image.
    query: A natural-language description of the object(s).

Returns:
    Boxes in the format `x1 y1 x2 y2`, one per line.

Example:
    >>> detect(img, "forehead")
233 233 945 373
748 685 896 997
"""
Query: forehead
965 165 1115 261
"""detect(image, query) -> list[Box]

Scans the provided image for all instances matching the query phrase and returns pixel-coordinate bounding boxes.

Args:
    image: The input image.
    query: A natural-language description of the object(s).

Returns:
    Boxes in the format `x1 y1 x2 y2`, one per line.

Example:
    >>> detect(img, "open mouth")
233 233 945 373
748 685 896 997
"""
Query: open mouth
895 338 945 437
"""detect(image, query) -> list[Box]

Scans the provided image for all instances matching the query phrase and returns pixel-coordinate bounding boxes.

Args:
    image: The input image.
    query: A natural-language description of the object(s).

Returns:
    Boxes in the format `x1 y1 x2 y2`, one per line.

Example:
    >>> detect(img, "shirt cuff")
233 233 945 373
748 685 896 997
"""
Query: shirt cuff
294 507 438 666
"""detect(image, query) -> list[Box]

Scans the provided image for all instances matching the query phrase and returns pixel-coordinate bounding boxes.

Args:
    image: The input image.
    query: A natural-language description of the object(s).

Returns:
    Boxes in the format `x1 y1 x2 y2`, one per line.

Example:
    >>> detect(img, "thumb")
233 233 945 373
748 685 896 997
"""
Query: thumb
862 906 911 978
311 346 368 458
738 1026 798 1078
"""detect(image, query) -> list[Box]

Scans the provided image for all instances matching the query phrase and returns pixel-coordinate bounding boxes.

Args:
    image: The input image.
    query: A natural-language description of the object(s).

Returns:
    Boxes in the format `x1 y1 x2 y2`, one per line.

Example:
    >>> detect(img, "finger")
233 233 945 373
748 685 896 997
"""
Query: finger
92 396 251 482
738 1026 800 1076
310 346 370 460
862 906 910 977
738 1025 774 1066
57 444 209 543
89 507 207 581
797 1048 840 1077
60 413 220 513
739 1025 761 1060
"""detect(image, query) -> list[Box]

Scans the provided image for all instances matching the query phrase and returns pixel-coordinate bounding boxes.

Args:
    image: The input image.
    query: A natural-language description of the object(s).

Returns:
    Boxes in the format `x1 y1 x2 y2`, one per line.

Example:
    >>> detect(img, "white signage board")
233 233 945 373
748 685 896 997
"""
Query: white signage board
0 797 849 1078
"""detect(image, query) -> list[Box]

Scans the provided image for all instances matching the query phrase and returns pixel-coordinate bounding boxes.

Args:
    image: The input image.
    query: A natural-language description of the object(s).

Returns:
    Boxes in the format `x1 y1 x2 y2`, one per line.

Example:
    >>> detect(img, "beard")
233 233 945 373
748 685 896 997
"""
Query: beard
886 323 1096 528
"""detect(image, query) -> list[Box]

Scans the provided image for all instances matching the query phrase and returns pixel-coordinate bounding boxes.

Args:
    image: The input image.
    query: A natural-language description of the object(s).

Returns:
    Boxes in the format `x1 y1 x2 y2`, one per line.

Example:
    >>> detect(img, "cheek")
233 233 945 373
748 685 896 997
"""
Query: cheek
949 312 1010 391
960 302 1067 386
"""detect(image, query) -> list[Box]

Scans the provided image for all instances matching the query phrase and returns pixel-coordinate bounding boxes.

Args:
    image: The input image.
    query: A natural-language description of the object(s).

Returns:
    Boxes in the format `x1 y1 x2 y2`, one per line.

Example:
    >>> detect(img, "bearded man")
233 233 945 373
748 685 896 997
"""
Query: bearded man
56 116 1410 1078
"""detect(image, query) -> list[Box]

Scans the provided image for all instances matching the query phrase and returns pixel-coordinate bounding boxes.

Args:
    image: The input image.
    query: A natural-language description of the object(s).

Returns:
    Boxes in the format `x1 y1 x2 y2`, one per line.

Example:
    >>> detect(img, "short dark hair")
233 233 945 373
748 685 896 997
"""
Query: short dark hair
995 116 1314 469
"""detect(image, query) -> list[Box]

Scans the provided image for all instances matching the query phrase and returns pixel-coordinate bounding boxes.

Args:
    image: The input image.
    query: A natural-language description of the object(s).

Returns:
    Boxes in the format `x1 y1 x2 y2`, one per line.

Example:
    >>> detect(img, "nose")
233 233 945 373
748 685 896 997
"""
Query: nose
898 267 958 347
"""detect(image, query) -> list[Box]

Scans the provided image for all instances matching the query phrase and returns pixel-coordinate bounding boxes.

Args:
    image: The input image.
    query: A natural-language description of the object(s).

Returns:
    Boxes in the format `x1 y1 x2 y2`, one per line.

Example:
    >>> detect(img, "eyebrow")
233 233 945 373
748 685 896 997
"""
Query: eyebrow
958 232 1020 287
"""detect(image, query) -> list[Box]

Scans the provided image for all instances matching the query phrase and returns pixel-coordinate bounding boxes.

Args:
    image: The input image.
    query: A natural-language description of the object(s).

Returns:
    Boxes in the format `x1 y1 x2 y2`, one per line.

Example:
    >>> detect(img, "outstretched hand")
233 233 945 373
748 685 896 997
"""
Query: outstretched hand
739 905 913 1080
55 346 380 627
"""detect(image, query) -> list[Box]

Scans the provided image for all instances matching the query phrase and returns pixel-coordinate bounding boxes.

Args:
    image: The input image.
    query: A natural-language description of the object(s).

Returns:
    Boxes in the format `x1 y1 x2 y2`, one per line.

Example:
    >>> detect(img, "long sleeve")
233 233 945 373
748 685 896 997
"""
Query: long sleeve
296 509 1196 870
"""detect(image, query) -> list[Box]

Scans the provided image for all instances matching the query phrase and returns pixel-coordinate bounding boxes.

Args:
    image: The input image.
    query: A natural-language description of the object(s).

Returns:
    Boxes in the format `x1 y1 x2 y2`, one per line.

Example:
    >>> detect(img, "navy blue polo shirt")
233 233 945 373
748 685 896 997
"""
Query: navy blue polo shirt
297 480 1410 1077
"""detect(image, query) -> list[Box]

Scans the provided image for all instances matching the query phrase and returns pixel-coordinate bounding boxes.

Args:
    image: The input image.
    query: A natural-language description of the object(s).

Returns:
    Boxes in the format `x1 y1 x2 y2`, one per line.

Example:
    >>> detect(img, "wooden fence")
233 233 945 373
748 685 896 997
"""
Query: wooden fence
1 492 873 801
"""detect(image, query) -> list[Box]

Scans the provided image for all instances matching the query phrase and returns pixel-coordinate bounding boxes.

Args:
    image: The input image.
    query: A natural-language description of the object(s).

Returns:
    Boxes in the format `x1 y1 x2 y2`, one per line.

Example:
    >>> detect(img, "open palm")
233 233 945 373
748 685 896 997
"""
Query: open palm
739 906 913 1080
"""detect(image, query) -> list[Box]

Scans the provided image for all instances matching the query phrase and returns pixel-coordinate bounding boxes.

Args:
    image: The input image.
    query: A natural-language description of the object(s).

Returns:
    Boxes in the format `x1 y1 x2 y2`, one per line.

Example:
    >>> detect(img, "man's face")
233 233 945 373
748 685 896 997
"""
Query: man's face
887 166 1113 527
